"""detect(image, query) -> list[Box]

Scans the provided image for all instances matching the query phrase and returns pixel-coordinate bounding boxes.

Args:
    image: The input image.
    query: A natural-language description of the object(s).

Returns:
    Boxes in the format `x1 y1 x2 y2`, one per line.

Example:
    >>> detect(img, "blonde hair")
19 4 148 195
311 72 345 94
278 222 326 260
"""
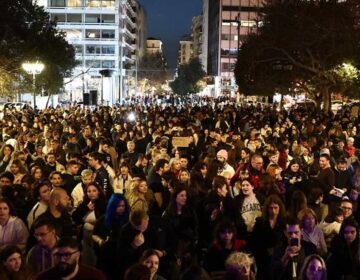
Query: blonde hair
126 178 148 213
225 252 253 270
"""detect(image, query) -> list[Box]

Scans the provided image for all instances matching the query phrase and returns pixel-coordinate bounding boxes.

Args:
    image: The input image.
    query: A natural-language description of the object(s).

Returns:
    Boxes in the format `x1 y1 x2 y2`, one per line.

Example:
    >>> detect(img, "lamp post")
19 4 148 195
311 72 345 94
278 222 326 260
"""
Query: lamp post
22 61 44 110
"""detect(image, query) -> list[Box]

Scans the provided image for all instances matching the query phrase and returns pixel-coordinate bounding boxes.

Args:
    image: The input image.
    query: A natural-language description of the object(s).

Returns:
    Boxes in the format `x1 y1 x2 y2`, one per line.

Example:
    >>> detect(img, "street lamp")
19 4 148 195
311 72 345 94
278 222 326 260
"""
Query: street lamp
22 61 44 110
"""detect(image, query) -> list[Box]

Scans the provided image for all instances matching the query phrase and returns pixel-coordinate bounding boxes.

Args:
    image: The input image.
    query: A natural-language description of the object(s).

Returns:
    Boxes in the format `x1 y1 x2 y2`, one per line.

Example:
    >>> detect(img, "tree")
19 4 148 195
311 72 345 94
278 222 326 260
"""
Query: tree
234 0 360 110
170 58 206 95
0 0 77 97
138 52 168 92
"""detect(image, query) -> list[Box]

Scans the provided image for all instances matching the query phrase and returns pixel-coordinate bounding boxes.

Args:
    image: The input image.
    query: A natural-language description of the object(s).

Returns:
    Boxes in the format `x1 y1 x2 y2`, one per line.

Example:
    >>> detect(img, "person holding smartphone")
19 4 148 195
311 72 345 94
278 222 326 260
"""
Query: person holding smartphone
271 217 317 280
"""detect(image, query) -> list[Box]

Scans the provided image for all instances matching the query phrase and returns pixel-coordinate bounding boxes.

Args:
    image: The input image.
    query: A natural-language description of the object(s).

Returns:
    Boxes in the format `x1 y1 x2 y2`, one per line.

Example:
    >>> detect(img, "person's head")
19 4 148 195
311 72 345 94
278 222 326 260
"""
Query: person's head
251 154 264 171
127 141 135 152
49 171 63 188
1 144 14 157
172 185 188 209
0 198 14 221
81 169 93 186
240 148 251 160
240 179 254 197
215 220 237 247
154 159 169 175
45 152 56 165
66 160 80 175
0 245 23 273
9 159 26 175
52 237 81 277
0 172 14 188
124 264 151 280
104 193 130 227
31 165 43 180
298 208 317 232
130 178 148 195
340 199 353 219
225 252 254 280
180 265 211 280
339 217 359 246
336 157 348 171
212 175 228 197
32 180 52 203
179 154 189 169
268 150 279 164
88 152 102 168
285 216 302 247
319 154 330 169
33 219 57 248
289 159 300 172
139 249 161 279
49 187 72 213
179 168 190 184
299 254 327 280
85 182 104 202
217 149 228 164
130 210 149 233
170 158 181 172
266 164 282 180
263 194 286 220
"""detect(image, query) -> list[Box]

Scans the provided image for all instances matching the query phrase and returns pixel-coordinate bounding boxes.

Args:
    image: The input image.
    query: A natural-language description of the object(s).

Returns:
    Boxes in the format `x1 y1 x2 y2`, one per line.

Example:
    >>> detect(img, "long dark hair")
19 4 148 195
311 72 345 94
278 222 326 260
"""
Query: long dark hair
339 217 360 251
104 193 130 228
262 194 286 221
165 184 188 216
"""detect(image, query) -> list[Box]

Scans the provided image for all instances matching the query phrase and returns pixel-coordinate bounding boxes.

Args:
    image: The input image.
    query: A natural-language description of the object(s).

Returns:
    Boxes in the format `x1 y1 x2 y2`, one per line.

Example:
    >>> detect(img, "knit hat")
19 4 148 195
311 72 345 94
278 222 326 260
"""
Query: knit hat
217 149 228 161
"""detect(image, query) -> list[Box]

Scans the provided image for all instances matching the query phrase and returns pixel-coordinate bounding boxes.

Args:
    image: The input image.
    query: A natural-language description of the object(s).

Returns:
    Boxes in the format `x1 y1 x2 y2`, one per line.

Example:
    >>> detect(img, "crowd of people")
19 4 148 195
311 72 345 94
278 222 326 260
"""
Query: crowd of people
0 97 359 280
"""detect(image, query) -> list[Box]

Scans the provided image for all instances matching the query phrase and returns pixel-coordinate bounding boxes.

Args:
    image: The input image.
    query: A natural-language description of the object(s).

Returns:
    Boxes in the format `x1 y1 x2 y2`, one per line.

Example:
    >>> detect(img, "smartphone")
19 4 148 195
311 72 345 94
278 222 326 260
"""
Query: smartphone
290 238 298 246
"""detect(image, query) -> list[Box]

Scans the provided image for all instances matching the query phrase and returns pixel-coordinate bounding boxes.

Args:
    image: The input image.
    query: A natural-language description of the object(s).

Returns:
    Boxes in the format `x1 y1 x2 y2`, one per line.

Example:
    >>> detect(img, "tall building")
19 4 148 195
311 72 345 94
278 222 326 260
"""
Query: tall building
191 15 203 61
146 38 163 54
38 0 146 104
178 35 193 65
204 0 262 96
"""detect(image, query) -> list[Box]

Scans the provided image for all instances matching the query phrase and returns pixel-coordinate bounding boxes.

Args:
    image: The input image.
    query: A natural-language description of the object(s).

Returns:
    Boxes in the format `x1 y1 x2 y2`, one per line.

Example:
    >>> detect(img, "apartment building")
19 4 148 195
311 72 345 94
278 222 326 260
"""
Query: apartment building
146 38 163 54
37 0 146 104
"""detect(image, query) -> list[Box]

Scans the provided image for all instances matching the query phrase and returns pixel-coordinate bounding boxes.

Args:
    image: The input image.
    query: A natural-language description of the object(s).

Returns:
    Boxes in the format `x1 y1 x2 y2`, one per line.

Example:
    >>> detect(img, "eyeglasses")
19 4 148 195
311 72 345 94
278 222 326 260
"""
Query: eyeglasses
34 231 51 238
53 251 79 259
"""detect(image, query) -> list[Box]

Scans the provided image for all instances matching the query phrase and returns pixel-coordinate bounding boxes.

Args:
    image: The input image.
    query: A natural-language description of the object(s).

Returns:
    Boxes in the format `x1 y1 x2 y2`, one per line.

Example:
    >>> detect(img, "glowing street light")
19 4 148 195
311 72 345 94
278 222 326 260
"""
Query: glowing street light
22 61 45 110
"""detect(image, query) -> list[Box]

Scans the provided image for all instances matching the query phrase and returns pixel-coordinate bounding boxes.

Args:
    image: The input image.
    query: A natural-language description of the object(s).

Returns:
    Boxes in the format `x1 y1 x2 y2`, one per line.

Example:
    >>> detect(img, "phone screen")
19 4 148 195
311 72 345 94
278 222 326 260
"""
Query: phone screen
290 238 298 246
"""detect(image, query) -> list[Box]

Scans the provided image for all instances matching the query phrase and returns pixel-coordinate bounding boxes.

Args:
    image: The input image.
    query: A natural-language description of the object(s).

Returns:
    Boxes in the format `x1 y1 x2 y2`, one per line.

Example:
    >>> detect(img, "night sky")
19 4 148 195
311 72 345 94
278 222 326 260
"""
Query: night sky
138 0 203 74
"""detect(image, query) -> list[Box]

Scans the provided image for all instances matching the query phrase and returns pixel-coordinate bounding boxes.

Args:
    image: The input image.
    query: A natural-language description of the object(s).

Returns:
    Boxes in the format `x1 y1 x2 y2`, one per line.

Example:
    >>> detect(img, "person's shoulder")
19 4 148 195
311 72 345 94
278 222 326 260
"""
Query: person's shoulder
35 267 59 279
78 264 107 279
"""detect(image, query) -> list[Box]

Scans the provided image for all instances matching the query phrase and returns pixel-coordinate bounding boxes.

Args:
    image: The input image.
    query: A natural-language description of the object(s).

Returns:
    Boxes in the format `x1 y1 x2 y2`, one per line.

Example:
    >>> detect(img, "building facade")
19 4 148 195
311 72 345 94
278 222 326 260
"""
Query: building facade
38 0 146 104
191 15 203 61
146 37 163 54
178 35 193 65
204 0 262 96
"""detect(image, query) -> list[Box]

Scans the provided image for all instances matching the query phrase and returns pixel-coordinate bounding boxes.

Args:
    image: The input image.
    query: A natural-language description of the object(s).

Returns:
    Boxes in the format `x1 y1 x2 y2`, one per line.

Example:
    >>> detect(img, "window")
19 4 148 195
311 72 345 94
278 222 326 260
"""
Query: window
101 30 115 39
86 60 101 68
67 14 82 23
241 20 257 27
86 30 100 38
87 0 101 7
102 14 115 23
101 0 115 7
74 45 83 55
86 45 101 54
102 60 115 68
67 0 83 7
64 29 82 39
102 46 115 54
85 14 101 23
50 0 66 7
52 13 66 22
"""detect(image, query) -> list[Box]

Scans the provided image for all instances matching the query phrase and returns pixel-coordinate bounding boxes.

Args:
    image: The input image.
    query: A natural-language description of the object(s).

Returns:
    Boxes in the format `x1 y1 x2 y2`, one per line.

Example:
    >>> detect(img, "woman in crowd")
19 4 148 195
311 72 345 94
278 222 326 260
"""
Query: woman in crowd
9 159 27 185
327 217 360 279
224 252 256 280
26 180 51 228
0 245 32 280
288 190 308 219
203 220 246 273
178 168 190 187
234 179 262 234
93 193 130 278
139 249 167 280
0 144 15 173
162 185 198 273
251 194 286 279
299 254 327 280
308 188 328 223
0 198 28 251
298 208 327 257
282 159 308 207
30 165 44 183
169 158 181 179
126 178 154 213
72 182 106 265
